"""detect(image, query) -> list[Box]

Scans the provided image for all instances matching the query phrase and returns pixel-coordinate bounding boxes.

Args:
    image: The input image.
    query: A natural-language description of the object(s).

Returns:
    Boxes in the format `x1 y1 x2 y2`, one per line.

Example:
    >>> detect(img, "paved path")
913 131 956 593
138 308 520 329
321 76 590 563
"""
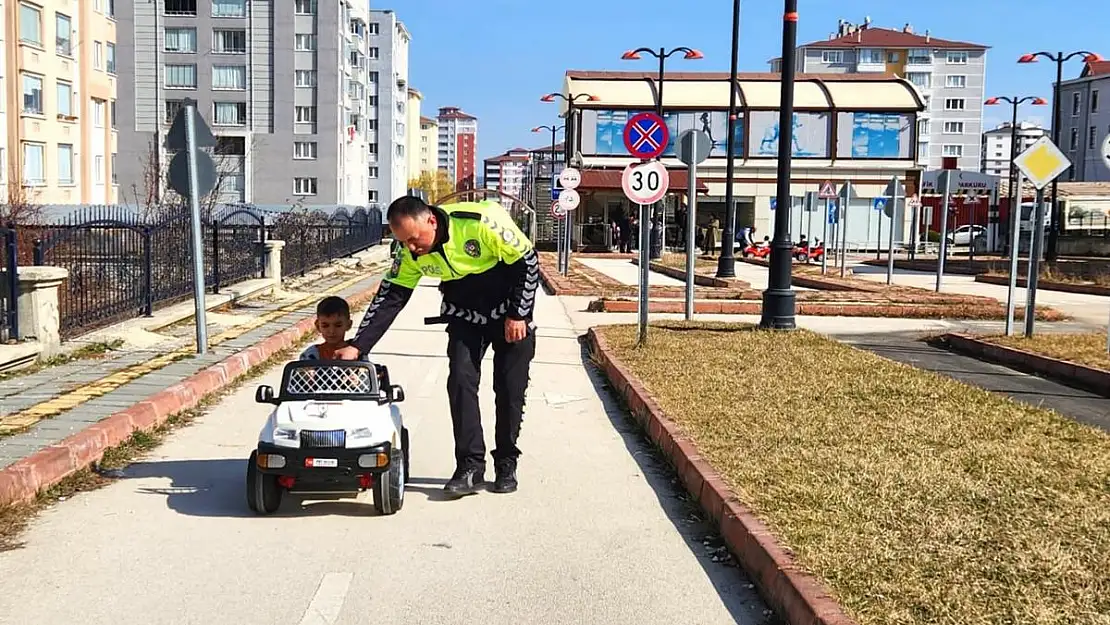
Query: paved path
576 257 685 286
0 267 388 468
0 283 769 625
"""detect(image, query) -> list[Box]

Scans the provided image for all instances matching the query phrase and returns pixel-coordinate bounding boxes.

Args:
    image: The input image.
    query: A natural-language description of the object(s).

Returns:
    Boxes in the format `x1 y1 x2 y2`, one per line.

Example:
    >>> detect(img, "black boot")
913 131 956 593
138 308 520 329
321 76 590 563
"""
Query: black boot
491 457 518 494
443 464 484 498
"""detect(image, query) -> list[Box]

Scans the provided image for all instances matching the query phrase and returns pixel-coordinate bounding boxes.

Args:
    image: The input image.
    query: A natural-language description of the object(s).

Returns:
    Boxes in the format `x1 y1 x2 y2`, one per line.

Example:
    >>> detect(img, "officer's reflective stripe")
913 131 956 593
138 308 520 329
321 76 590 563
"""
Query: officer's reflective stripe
480 214 530 256
439 301 489 326
514 250 539 318
355 281 393 337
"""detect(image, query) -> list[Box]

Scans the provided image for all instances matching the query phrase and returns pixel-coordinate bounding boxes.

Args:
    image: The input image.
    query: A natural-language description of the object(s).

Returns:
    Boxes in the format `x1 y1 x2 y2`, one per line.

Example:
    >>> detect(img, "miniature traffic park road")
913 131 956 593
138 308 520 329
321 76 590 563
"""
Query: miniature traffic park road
984 331 1110 371
595 321 1110 625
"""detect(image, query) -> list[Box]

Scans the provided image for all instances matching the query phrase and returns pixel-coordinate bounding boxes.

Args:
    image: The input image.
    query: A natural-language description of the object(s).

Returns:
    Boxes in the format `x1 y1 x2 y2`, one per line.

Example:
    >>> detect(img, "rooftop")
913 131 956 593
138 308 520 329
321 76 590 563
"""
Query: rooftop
1082 60 1110 78
798 23 988 50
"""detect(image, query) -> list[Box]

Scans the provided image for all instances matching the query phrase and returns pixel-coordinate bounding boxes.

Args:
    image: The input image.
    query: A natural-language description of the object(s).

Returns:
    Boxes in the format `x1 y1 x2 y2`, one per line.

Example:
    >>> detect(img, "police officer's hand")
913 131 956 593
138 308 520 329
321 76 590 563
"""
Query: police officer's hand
505 319 527 343
333 345 361 361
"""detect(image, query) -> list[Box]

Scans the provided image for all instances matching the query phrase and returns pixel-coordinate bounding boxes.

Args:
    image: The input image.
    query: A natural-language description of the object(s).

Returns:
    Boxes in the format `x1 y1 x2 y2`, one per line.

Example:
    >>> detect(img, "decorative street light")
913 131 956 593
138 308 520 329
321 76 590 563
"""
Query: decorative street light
1017 50 1103 262
759 0 799 330
541 92 599 165
717 0 743 279
533 124 566 273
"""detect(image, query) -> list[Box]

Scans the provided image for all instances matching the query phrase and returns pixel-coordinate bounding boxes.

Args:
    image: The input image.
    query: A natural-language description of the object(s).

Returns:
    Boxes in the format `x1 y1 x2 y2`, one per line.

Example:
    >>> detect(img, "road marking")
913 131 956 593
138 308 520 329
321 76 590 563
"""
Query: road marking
297 572 353 625
0 265 386 436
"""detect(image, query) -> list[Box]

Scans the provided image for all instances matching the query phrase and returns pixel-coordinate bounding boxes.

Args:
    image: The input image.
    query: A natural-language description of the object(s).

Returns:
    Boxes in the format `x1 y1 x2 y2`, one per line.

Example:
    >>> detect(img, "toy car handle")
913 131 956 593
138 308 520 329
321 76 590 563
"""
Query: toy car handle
425 315 538 331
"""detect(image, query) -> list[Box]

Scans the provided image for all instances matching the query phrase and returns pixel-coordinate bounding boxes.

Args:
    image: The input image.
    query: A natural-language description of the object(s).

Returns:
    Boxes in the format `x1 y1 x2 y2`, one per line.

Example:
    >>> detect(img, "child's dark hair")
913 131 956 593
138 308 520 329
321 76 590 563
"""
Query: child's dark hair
316 296 350 318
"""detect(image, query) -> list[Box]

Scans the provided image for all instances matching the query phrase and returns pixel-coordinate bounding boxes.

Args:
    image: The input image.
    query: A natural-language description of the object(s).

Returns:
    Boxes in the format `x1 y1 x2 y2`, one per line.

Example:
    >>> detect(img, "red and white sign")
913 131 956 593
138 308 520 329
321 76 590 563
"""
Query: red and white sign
818 180 836 199
621 161 669 205
550 200 566 219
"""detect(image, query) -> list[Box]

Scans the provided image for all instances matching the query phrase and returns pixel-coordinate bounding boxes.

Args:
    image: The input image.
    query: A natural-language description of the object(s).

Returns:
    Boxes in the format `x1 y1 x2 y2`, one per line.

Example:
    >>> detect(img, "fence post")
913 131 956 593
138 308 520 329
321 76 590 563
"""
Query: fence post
5 227 18 340
13 266 69 359
32 239 44 266
300 227 307 277
211 218 221 294
142 227 154 317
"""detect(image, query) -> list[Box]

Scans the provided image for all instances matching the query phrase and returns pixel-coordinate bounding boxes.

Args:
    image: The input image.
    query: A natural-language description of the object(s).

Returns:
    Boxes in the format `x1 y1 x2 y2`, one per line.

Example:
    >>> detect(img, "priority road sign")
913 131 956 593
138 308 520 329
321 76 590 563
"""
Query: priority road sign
818 180 836 199
623 112 669 160
621 161 669 205
1014 135 1072 190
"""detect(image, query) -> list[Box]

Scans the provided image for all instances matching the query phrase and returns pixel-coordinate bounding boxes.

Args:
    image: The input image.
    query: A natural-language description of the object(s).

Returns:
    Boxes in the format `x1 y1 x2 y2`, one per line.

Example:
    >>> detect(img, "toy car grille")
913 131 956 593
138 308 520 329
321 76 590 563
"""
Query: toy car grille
300 429 346 448
285 365 376 396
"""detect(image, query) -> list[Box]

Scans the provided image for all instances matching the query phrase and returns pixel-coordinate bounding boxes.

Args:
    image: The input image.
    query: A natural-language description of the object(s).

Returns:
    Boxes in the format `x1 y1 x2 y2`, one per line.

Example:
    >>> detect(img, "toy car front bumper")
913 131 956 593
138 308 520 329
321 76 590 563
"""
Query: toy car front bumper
255 441 394 476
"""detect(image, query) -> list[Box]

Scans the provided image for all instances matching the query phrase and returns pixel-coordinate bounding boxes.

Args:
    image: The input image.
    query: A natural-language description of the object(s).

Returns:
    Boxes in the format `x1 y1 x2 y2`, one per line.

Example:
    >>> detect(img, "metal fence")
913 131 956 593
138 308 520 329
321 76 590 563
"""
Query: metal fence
0 226 18 343
20 204 382 340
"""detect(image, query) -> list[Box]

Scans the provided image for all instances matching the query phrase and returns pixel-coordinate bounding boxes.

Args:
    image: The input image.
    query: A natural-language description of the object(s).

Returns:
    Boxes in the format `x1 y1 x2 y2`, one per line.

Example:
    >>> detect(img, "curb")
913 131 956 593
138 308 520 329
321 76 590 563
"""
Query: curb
0 278 382 510
588 298 1036 319
935 333 1110 398
973 274 1110 297
629 259 747 289
585 328 857 625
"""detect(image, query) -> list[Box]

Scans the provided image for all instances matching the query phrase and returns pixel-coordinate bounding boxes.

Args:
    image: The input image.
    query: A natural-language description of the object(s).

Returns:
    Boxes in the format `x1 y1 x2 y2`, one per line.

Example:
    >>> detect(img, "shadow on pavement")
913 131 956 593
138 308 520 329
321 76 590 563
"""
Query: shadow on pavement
118 459 459 517
573 339 775 625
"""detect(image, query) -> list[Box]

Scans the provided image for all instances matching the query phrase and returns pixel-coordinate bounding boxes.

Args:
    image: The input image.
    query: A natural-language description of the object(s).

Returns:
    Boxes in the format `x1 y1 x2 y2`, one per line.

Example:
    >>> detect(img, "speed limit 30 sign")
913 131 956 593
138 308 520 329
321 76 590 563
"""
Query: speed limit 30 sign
621 161 670 205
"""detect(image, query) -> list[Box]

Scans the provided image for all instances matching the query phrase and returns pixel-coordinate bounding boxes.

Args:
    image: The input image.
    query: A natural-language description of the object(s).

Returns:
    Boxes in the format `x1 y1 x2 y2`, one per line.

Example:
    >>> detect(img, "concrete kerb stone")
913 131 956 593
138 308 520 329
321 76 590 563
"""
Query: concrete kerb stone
973 273 1110 297
0 279 382 510
585 327 859 625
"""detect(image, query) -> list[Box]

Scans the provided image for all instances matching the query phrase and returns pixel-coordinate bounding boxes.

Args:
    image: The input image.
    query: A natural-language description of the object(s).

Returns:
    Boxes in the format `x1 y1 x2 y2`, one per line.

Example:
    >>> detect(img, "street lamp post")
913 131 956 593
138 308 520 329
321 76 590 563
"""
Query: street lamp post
759 0 799 330
621 45 703 261
717 0 742 278
533 124 565 273
1017 50 1103 263
542 92 599 257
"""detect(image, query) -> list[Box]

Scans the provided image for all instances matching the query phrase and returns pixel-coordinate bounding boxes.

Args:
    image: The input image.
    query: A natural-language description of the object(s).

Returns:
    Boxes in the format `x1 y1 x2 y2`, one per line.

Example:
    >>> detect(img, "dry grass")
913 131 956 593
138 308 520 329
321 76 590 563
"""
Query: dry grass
597 322 1110 625
985 332 1110 371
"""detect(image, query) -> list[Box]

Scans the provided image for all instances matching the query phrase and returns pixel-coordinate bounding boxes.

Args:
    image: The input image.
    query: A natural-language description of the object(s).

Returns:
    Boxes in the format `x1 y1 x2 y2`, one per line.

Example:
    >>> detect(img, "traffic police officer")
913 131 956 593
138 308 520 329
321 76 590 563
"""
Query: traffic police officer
333 195 540 497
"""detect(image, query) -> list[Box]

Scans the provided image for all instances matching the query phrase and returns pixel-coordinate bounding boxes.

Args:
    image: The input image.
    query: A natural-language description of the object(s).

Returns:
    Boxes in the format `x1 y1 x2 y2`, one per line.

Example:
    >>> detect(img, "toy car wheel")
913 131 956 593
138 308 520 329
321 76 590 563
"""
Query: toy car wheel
401 427 411 484
372 449 405 515
246 451 283 515
742 251 753 258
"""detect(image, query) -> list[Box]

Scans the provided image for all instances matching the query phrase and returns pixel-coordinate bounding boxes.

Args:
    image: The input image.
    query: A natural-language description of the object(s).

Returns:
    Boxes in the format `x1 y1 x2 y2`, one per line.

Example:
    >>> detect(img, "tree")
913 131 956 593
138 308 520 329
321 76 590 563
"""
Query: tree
408 170 454 204
1 160 43 225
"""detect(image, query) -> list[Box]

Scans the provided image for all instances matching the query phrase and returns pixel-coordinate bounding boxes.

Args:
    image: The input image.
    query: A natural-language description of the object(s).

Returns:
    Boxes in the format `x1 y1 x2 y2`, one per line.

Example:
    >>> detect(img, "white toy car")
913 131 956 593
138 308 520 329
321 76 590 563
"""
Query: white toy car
246 359 409 516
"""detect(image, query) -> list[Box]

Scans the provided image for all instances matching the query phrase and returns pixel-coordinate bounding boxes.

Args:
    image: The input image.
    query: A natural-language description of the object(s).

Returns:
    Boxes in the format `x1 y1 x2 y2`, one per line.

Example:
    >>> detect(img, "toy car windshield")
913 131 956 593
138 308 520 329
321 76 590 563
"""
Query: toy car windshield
279 361 381 399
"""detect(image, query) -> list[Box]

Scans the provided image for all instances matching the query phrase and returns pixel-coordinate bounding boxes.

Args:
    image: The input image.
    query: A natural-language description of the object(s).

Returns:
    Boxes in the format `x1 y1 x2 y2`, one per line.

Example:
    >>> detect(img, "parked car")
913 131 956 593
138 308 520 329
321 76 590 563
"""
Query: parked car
946 225 986 247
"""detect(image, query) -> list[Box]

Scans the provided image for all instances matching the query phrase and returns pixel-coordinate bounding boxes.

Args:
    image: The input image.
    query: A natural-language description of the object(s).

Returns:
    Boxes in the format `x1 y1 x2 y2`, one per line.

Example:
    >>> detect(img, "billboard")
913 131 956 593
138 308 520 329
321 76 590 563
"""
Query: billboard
746 111 829 158
589 109 744 157
836 112 914 159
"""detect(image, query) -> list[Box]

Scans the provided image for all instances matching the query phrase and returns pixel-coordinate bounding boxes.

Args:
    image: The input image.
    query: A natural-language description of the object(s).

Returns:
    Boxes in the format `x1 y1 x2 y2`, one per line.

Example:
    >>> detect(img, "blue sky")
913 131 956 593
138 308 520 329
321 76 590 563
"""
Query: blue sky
397 0 1110 164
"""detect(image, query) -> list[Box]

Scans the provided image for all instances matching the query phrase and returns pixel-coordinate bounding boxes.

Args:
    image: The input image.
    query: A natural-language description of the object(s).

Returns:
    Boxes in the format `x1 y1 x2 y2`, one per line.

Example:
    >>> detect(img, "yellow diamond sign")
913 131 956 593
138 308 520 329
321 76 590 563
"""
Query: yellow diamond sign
1013 135 1071 190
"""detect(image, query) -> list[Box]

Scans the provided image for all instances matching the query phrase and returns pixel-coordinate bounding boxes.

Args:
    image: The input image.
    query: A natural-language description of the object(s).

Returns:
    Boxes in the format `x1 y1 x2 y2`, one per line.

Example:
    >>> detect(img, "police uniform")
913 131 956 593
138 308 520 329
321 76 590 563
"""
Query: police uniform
349 200 539 491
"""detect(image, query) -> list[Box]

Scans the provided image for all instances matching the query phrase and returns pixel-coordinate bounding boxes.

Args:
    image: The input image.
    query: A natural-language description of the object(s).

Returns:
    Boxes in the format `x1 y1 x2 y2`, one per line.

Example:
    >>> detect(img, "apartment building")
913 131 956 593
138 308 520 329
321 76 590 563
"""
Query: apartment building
436 105 477 188
115 0 373 206
413 115 436 177
1056 59 1110 182
981 121 1047 178
404 85 420 182
7 0 117 205
483 147 531 199
772 18 988 171
366 9 408 205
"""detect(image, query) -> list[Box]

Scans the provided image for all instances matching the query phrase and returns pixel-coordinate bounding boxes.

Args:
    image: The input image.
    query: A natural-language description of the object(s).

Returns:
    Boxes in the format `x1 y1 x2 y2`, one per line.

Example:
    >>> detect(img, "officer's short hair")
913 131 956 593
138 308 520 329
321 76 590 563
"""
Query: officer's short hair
316 295 350 318
387 196 432 222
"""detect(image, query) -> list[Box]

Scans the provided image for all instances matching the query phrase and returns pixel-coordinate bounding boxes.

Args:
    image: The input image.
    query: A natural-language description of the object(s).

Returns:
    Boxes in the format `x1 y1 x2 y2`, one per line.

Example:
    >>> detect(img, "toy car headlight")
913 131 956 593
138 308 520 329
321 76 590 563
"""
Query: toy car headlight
350 427 373 439
274 427 297 441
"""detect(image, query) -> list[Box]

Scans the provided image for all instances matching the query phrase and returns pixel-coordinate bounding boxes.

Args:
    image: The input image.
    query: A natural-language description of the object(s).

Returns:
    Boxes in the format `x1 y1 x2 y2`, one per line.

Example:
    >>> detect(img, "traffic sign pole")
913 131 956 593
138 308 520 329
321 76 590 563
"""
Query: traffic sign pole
677 129 711 320
886 176 900 285
821 199 831 274
638 203 650 344
936 170 952 293
1005 170 1025 336
839 182 853 279
1025 187 1047 337
184 101 208 354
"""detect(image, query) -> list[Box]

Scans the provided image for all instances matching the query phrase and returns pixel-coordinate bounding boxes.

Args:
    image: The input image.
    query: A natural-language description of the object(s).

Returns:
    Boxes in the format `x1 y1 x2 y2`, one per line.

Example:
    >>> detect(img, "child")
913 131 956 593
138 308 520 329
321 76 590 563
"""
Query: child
300 296 355 361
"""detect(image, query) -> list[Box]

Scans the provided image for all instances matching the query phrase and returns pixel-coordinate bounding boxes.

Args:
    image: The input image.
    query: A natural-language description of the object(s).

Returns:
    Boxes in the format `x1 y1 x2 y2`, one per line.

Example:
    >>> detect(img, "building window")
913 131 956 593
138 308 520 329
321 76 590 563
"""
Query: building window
94 41 103 69
821 50 843 64
294 0 315 15
55 13 72 55
368 47 379 59
1089 126 1098 149
907 48 931 65
212 0 245 17
943 121 964 134
106 42 116 74
944 98 965 111
56 81 73 117
111 100 117 128
942 145 963 157
917 119 930 135
107 0 115 18
20 3 42 46
368 22 379 35
165 27 196 52
1070 127 1078 150
213 29 247 53
1093 90 1100 112
887 51 900 63
164 0 197 16
295 34 316 50
294 177 318 195
93 99 106 126
369 166 379 178
94 156 104 184
57 144 74 184
213 102 247 125
165 99 184 123
21 74 43 115
212 65 246 90
946 51 968 64
858 48 883 64
295 70 317 87
1072 92 1082 116
295 106 316 123
293 141 317 159
369 190 379 202
945 75 966 88
164 64 197 88
906 72 930 89
369 143 378 155
112 154 118 184
369 95 378 106
368 71 379 82
22 143 45 185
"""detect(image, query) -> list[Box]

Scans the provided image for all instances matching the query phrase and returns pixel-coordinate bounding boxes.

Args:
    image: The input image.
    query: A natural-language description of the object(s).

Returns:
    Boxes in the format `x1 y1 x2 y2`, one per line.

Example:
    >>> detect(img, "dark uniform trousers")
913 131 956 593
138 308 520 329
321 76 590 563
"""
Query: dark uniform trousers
445 319 535 470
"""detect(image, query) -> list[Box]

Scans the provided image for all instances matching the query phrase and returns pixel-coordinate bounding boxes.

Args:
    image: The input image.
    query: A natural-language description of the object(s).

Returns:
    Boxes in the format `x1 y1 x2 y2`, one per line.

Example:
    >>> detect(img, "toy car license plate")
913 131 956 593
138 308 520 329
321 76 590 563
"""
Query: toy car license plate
307 458 338 468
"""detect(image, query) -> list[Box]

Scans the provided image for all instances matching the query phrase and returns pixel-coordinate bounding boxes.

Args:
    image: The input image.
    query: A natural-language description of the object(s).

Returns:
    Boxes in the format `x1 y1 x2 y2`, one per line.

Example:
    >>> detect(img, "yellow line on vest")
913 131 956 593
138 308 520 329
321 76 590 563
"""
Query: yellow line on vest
0 268 381 437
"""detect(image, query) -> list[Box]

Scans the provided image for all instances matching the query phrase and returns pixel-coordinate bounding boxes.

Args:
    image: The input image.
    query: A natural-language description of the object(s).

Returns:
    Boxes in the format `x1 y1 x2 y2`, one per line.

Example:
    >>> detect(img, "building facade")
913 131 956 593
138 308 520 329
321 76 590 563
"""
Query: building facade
413 115 436 177
404 85 421 183
981 121 1046 178
6 0 117 205
115 0 373 207
436 105 477 188
1056 60 1110 182
772 18 987 172
483 147 531 199
365 9 408 205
